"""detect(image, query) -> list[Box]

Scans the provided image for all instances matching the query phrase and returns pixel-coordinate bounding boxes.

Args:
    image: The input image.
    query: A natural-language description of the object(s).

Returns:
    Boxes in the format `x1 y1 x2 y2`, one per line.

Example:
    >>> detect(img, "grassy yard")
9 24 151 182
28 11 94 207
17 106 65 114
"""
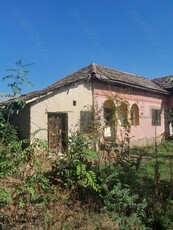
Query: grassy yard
131 140 173 180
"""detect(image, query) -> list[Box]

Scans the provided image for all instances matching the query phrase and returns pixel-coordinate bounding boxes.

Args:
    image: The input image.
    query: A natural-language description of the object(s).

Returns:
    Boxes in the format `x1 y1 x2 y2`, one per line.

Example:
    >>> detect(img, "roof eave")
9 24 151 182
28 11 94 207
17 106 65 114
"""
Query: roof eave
94 77 169 95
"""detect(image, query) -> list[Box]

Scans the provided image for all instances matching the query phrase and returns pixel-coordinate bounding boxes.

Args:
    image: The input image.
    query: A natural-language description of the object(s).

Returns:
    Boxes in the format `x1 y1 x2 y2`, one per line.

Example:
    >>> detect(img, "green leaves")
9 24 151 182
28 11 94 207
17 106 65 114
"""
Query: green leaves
0 60 33 145
2 59 33 97
0 140 27 178
50 132 101 193
0 186 12 207
75 161 101 192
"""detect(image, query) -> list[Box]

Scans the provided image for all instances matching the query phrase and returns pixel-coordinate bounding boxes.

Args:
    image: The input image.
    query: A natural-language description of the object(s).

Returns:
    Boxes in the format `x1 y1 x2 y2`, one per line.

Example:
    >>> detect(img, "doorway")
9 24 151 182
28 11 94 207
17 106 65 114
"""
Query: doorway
48 113 68 152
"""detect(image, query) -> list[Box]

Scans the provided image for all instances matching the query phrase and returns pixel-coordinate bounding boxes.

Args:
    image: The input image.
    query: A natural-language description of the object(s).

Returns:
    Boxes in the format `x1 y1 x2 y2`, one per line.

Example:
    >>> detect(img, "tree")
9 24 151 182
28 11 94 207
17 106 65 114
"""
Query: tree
0 60 33 144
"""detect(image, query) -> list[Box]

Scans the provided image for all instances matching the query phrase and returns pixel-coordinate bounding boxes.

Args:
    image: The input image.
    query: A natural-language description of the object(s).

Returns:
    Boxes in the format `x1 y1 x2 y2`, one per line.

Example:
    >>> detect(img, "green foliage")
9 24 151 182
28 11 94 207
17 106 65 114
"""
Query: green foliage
0 61 53 227
16 173 51 207
0 140 27 178
0 186 12 207
2 59 33 97
103 182 147 218
0 60 33 145
151 195 173 227
0 107 19 144
98 161 147 228
50 132 100 193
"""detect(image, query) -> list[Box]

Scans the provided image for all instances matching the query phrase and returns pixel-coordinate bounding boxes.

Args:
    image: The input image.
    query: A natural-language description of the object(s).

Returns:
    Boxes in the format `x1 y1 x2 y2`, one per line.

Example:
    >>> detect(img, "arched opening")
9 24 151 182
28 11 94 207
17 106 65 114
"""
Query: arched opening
103 100 115 139
118 102 128 126
169 108 173 136
130 104 139 126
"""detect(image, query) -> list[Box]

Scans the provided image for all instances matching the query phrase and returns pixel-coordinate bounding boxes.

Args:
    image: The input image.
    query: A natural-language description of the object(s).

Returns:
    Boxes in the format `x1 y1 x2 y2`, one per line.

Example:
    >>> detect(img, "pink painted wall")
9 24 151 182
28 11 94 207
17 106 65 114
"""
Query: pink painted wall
167 95 173 135
93 82 168 146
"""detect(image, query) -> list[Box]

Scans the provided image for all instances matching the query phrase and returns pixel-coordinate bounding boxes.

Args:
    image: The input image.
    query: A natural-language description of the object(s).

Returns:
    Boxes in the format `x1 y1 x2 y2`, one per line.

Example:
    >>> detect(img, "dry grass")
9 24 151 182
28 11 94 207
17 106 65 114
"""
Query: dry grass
0 198 118 230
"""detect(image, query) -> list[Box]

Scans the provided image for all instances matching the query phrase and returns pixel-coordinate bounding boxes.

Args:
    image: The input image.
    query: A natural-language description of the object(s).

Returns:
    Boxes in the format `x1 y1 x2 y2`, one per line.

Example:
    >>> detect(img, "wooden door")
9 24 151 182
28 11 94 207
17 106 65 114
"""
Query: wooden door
48 113 68 152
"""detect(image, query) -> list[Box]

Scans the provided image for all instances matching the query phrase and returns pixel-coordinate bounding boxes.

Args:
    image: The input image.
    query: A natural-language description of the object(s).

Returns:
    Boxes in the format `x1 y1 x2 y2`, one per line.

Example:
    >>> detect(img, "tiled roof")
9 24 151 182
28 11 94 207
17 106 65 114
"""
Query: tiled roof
152 75 173 90
90 64 168 93
0 63 169 106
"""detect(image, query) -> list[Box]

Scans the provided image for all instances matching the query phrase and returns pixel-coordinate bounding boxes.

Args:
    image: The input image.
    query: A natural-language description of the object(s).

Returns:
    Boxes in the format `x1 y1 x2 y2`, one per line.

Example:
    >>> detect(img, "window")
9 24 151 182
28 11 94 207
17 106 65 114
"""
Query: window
103 100 115 139
73 100 76 106
118 102 128 126
152 109 161 126
104 107 113 126
130 104 139 126
80 111 93 134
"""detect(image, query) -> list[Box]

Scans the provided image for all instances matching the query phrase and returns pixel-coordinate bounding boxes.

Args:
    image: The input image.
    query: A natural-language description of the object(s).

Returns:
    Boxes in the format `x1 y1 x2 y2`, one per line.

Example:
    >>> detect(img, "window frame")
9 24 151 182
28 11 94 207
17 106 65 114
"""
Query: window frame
130 104 139 126
104 107 113 126
152 109 161 126
103 100 115 140
80 111 93 134
118 102 128 126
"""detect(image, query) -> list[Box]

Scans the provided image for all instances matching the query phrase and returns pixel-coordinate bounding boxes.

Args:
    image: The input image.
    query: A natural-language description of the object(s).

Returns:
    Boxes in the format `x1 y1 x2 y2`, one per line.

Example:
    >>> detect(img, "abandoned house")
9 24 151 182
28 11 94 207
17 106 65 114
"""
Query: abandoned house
1 63 173 151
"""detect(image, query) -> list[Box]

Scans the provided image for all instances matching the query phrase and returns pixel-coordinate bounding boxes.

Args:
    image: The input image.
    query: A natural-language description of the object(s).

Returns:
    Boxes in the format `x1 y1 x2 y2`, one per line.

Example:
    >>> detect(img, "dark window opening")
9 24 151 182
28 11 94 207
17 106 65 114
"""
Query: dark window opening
103 100 115 140
104 108 113 126
130 104 139 126
80 111 93 134
118 103 128 126
152 109 161 126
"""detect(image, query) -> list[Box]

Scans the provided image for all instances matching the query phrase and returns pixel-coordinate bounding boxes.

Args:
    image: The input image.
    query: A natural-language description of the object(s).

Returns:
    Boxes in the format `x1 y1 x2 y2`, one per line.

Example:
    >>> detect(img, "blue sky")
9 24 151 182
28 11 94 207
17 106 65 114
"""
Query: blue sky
1 0 173 94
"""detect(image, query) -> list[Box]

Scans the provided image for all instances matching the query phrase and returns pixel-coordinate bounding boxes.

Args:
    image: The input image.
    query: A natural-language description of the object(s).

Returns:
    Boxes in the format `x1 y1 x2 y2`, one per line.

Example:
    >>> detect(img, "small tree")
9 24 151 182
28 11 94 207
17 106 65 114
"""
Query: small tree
0 60 33 144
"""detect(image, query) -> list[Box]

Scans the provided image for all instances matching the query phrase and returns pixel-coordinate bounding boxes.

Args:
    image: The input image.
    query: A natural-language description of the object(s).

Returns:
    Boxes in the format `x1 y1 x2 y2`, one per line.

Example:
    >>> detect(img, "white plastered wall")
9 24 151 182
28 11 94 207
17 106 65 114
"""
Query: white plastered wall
30 81 93 140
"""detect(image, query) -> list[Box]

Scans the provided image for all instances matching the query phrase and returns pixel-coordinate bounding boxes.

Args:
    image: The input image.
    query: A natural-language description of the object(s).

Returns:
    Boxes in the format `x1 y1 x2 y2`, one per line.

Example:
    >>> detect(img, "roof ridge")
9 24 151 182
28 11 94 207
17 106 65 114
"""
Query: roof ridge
90 63 97 74
91 63 143 78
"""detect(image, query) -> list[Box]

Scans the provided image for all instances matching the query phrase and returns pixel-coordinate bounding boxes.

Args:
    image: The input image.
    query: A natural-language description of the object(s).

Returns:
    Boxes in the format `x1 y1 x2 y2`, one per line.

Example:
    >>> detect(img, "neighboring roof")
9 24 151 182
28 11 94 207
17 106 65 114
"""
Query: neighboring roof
152 75 173 90
0 63 169 106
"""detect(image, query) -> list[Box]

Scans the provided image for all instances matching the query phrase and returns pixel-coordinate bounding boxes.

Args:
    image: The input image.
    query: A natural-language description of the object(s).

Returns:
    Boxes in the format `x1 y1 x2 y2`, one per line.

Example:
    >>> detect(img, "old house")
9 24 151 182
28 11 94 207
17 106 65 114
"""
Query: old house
2 63 173 151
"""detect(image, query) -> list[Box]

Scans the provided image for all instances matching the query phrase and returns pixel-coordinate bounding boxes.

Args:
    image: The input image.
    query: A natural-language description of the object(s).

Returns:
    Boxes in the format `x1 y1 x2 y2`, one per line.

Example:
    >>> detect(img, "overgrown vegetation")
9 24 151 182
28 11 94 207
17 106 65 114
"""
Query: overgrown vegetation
0 61 173 229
